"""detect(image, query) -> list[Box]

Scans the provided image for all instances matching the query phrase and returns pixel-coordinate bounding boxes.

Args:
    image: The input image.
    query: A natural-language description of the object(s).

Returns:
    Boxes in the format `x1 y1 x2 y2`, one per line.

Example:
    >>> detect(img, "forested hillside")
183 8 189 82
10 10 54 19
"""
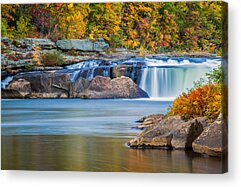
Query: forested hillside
1 2 224 53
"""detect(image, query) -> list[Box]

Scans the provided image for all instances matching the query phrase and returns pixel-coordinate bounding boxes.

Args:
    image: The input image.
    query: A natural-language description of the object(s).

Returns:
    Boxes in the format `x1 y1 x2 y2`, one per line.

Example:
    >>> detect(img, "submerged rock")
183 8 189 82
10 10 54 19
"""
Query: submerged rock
192 114 227 157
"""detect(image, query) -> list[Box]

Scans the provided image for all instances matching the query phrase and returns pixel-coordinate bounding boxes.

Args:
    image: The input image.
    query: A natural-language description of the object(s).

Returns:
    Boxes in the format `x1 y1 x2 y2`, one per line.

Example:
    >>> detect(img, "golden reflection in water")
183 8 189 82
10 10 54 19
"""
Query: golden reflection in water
1 135 226 173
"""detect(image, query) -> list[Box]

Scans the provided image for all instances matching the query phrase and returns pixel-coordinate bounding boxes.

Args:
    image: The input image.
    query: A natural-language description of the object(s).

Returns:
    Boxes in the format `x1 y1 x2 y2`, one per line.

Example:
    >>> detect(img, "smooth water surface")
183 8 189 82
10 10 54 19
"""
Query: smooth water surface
1 99 226 173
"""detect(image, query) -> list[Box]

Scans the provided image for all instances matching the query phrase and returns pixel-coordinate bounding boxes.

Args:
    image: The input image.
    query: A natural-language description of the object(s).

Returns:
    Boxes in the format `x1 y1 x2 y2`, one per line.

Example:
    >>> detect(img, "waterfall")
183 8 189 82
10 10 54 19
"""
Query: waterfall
1 76 13 89
138 58 220 99
1 57 221 100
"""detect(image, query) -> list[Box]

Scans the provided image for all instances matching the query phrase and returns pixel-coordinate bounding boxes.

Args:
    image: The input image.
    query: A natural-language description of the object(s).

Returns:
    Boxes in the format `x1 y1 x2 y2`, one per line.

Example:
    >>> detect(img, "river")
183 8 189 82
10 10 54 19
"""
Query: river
1 99 226 173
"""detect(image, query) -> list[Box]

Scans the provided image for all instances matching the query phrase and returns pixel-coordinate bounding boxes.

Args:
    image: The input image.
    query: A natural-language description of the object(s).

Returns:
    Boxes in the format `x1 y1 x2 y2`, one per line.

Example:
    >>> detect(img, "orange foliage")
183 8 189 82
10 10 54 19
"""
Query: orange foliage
168 83 221 121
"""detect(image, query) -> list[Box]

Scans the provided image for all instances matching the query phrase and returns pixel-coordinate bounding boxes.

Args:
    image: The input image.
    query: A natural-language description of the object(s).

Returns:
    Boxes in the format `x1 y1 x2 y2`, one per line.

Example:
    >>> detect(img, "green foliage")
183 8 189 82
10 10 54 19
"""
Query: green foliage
24 63 33 69
14 16 30 39
1 18 8 36
193 66 223 89
42 51 64 66
206 66 223 84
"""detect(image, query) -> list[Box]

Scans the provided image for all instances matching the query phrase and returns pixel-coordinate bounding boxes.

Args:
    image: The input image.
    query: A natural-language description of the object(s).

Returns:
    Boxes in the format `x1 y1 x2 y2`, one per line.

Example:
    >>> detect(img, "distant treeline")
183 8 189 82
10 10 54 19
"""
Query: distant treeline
1 2 225 54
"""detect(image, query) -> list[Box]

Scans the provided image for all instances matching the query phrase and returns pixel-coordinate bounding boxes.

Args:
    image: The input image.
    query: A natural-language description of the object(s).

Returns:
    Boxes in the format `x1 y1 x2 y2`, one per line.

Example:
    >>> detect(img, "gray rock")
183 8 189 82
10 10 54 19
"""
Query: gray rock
56 38 109 52
85 76 149 99
192 114 227 157
5 72 72 98
18 38 56 49
1 37 12 45
7 78 31 97
3 72 148 99
171 119 203 149
128 116 205 150
135 114 164 129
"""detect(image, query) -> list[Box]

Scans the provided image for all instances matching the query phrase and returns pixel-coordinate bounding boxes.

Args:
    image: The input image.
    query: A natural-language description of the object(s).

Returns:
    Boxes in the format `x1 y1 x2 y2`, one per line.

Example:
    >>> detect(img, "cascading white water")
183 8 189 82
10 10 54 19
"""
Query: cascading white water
1 57 221 100
1 76 13 89
138 58 221 99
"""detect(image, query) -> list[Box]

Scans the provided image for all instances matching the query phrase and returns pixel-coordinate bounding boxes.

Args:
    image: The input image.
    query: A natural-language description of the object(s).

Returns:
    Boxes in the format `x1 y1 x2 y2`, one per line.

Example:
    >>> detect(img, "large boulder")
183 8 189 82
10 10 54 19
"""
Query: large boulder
85 76 149 99
111 64 143 83
128 116 205 150
192 114 228 157
1 89 24 99
56 38 109 52
4 72 72 98
7 78 31 97
2 72 148 99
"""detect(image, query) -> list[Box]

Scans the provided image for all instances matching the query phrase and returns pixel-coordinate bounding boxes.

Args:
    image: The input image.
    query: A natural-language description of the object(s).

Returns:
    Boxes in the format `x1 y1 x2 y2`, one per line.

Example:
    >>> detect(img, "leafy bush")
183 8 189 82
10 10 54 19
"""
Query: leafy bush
41 51 64 66
14 16 30 39
192 66 223 89
168 83 221 122
206 66 223 84
1 18 8 37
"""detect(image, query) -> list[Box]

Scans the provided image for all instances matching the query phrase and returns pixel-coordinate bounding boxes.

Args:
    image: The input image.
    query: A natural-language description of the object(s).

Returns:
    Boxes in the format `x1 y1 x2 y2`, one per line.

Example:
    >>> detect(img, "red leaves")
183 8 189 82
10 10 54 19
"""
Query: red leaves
56 3 63 10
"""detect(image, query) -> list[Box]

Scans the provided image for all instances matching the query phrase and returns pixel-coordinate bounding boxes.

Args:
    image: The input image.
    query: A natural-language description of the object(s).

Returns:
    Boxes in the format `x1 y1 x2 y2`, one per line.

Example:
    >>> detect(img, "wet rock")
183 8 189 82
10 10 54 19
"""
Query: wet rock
1 89 24 98
85 76 149 99
4 72 72 98
7 78 31 97
56 38 109 52
70 77 90 97
128 116 205 150
192 115 227 157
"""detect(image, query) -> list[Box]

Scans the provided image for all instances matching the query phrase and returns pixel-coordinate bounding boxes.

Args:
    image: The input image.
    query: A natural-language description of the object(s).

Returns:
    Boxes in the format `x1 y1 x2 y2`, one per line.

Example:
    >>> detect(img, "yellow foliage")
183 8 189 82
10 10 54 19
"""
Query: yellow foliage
168 83 221 122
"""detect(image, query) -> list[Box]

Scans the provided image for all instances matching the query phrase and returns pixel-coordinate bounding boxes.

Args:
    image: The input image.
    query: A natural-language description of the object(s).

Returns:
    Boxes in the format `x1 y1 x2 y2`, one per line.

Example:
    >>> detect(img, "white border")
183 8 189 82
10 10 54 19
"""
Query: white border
1 0 241 186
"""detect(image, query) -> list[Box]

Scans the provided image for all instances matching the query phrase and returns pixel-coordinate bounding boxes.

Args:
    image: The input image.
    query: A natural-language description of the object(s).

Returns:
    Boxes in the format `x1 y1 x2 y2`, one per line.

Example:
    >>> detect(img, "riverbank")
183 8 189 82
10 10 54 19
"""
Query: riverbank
1 37 219 79
128 113 228 157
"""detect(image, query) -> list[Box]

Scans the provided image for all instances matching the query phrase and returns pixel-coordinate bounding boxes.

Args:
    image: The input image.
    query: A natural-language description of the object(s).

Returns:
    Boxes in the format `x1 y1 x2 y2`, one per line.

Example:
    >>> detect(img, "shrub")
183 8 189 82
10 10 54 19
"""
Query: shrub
41 51 64 66
193 66 223 89
1 18 8 37
14 16 30 39
168 83 221 122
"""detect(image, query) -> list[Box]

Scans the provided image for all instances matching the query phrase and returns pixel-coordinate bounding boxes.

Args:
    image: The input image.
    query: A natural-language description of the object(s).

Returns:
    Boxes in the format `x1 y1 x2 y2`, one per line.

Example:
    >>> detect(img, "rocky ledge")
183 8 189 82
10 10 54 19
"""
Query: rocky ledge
2 72 148 99
1 37 218 79
128 113 227 157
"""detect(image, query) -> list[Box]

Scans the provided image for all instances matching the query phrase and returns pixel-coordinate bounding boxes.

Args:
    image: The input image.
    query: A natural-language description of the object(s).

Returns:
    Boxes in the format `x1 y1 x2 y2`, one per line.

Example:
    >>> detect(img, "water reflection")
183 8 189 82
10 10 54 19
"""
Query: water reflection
1 135 226 173
1 99 226 173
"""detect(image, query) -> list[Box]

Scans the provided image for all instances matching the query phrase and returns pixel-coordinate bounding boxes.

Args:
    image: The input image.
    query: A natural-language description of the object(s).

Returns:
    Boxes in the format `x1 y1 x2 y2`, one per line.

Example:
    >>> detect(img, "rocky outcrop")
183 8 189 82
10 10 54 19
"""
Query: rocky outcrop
128 116 204 149
17 38 56 49
2 72 148 99
85 76 149 99
112 63 144 83
4 72 72 98
1 89 24 99
128 113 227 157
192 114 228 157
56 38 109 52
134 114 164 129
